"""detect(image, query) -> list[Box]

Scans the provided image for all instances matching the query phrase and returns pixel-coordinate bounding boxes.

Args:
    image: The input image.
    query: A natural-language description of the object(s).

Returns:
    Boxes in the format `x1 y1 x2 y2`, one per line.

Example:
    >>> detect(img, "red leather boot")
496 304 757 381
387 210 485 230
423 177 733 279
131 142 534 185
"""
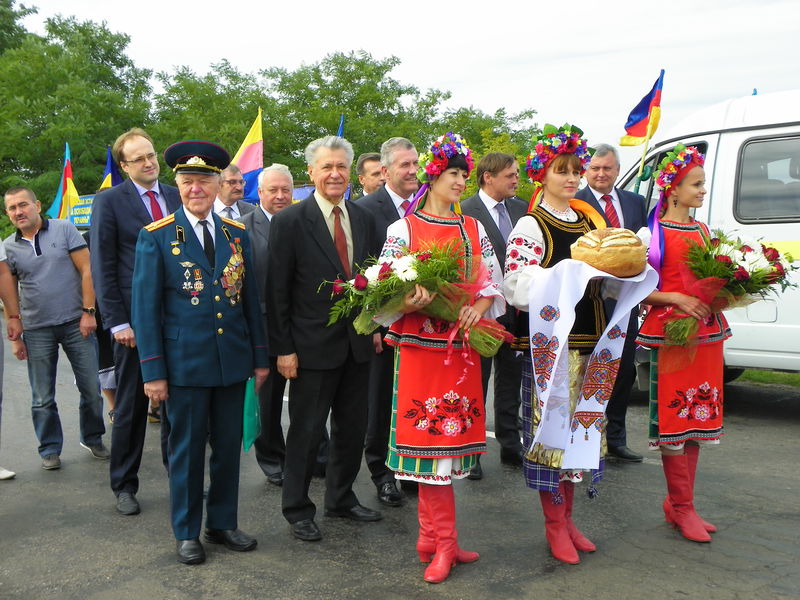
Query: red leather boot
663 445 716 533
539 489 580 564
661 453 711 543
561 481 596 552
417 484 479 565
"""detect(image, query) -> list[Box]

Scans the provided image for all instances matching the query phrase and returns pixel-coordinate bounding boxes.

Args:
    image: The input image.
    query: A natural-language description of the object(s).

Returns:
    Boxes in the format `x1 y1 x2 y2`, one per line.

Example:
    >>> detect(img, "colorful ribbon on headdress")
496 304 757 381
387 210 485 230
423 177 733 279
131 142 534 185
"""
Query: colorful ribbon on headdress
646 199 665 287
404 182 429 216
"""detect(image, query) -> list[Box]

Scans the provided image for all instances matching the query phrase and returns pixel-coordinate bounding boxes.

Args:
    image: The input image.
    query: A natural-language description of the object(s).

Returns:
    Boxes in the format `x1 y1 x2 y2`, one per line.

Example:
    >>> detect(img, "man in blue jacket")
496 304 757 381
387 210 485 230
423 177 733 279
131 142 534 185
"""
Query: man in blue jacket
132 141 269 565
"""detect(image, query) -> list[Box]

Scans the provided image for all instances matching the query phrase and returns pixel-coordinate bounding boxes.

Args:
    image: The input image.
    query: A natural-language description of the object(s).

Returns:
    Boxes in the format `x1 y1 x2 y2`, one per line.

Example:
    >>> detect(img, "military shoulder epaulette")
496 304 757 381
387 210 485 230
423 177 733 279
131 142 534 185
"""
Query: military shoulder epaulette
221 216 245 230
144 214 175 232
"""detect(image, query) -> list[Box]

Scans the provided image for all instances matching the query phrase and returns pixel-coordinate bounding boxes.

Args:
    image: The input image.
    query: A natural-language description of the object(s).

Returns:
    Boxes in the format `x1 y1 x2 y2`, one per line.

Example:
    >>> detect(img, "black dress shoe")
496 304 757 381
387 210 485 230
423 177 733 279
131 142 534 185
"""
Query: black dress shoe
500 449 524 467
204 528 257 552
116 492 140 515
607 445 643 463
467 460 483 480
176 538 205 564
377 481 403 507
291 519 322 541
325 504 383 522
266 472 283 487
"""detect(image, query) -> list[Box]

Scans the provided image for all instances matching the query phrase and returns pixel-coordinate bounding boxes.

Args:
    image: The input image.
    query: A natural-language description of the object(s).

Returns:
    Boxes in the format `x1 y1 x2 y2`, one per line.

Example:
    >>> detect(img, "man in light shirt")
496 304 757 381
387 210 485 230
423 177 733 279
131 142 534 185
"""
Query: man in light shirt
214 164 255 221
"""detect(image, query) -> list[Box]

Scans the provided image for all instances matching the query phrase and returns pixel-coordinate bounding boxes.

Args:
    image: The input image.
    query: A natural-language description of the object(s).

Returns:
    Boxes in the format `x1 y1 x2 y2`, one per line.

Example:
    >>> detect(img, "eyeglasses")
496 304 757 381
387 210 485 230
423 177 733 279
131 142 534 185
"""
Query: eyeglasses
122 152 157 165
223 179 246 186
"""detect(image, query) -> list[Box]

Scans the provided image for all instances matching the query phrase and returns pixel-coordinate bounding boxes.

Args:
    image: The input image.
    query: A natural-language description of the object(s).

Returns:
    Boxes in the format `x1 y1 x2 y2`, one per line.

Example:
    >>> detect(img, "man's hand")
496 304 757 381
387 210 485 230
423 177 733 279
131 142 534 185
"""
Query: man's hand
11 339 27 360
6 318 22 341
79 313 97 337
114 327 136 348
253 367 270 393
372 332 383 354
277 353 299 379
144 379 168 405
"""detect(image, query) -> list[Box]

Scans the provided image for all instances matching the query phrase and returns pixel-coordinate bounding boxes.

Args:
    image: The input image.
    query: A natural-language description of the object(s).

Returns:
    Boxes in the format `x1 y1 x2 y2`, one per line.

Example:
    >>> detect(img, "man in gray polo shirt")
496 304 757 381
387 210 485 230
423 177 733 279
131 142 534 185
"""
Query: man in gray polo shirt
3 187 107 470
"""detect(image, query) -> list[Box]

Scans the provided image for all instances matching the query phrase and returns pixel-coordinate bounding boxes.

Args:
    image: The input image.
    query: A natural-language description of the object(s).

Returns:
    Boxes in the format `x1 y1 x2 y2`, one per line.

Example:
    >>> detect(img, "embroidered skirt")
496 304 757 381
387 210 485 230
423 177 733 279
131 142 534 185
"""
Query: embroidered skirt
522 351 605 493
648 345 724 450
386 346 485 485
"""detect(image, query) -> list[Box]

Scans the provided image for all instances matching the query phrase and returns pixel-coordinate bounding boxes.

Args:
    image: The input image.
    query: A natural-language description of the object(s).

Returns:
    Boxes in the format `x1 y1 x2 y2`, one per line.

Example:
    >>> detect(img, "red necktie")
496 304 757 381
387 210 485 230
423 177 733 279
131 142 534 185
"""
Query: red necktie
400 200 410 214
601 194 620 228
146 190 163 222
332 206 351 279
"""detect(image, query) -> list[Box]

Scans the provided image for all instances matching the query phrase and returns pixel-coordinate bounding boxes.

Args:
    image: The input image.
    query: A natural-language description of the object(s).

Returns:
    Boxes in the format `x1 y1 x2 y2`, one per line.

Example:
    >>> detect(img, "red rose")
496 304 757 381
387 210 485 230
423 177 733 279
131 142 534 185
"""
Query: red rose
715 255 733 266
763 246 780 262
417 252 432 262
740 244 754 253
332 279 346 295
709 237 720 247
733 266 750 281
353 273 368 290
766 262 787 284
378 262 392 280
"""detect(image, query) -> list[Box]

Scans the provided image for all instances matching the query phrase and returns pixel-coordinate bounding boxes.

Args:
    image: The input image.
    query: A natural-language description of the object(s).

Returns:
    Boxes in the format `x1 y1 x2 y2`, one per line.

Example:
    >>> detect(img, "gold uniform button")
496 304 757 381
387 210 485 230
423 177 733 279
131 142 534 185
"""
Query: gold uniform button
213 280 219 285
214 295 221 301
217 328 224 334
216 312 223 319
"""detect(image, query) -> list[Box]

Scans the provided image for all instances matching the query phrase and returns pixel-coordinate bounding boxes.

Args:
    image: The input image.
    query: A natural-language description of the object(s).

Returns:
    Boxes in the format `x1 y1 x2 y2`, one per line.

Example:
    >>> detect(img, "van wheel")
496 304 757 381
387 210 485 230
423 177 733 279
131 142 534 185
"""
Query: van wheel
724 367 744 383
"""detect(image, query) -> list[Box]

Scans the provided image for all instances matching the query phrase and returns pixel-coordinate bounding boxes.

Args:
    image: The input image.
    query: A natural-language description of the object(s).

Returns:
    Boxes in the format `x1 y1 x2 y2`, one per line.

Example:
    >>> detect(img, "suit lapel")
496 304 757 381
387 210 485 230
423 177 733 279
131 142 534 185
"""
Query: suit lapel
378 188 400 224
616 188 639 230
123 180 154 225
577 187 611 226
305 198 346 275
347 200 367 264
252 208 270 248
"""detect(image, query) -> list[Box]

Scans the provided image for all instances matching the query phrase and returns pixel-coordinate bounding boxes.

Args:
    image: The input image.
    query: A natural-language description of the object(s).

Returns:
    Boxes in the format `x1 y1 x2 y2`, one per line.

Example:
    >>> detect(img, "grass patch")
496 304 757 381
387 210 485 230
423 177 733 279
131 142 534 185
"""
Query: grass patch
739 369 800 387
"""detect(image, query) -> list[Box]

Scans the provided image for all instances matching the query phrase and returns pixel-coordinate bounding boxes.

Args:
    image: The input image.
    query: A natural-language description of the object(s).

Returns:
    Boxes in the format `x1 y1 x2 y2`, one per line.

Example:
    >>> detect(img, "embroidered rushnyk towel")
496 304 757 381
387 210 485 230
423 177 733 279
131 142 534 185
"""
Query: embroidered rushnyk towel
527 259 658 470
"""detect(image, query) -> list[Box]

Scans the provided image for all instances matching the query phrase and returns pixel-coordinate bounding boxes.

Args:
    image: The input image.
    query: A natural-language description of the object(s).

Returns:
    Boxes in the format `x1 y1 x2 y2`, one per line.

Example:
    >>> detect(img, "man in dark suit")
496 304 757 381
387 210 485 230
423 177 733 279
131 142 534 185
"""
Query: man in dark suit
132 141 269 564
90 128 181 515
242 164 328 487
355 152 385 197
461 153 527 477
268 135 380 542
576 143 648 463
358 137 419 506
214 164 255 221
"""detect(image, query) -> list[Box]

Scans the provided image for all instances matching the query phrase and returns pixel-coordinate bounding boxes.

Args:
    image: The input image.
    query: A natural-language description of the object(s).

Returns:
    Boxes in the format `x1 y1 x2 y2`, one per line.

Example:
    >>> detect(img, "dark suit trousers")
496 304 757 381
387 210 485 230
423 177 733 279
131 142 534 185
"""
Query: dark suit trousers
282 351 368 523
110 343 150 494
167 382 245 540
364 338 394 487
254 358 287 476
605 310 639 448
480 343 524 457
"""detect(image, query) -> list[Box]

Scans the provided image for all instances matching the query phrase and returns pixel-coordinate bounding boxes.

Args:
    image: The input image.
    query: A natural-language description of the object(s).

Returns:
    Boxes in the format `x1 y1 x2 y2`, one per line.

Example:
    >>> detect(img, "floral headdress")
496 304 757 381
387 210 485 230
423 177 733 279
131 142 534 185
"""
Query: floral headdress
525 123 593 210
647 144 707 284
405 132 474 216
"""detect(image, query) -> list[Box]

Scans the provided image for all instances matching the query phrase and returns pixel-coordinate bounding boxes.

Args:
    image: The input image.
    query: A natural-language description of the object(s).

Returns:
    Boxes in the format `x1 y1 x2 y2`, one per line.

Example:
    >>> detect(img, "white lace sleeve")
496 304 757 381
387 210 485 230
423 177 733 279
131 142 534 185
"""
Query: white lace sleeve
474 220 505 319
503 215 547 311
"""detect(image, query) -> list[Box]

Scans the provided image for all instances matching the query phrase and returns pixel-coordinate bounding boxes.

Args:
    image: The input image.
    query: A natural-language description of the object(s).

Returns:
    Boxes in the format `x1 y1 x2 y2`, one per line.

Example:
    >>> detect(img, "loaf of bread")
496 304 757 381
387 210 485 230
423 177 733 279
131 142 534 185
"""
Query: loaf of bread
570 228 646 277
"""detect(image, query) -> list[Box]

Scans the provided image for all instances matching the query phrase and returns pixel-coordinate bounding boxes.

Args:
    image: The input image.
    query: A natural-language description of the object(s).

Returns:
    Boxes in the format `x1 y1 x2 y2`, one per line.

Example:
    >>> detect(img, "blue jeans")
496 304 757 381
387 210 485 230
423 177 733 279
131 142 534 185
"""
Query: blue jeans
24 320 105 457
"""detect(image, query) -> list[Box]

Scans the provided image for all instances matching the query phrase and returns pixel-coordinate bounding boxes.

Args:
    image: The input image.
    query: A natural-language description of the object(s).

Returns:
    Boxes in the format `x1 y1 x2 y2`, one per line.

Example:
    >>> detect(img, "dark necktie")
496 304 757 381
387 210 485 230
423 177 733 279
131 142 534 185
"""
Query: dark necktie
198 219 215 268
222 206 234 220
332 206 351 279
601 194 621 228
495 202 513 241
146 190 163 222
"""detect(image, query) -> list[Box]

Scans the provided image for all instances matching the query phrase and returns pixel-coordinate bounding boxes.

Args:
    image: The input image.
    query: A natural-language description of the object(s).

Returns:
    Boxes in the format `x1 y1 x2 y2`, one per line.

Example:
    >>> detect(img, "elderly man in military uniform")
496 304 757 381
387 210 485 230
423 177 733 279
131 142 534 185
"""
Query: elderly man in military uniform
131 141 269 565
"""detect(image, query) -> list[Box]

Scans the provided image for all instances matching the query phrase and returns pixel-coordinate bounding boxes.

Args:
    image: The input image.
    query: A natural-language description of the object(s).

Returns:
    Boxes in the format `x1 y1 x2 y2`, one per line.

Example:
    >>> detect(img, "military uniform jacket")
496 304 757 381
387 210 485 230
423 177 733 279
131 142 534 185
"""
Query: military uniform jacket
132 206 269 387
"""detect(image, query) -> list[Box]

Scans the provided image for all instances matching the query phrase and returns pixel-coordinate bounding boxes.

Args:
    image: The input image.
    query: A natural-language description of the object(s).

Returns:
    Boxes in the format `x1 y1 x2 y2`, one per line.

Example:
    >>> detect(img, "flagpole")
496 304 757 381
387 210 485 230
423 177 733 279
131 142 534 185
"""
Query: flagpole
633 134 651 195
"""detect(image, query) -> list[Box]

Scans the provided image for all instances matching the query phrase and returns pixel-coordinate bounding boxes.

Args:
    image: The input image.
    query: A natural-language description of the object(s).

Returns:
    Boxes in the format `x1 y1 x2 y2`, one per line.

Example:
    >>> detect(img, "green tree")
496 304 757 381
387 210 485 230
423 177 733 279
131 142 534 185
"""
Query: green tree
0 15 151 217
0 0 35 54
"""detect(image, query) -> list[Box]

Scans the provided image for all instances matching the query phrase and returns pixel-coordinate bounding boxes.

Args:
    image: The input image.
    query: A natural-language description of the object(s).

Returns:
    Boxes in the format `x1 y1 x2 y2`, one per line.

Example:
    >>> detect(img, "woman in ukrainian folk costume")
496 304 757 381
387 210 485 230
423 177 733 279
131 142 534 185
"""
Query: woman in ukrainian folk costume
636 146 730 543
378 132 504 583
503 125 656 564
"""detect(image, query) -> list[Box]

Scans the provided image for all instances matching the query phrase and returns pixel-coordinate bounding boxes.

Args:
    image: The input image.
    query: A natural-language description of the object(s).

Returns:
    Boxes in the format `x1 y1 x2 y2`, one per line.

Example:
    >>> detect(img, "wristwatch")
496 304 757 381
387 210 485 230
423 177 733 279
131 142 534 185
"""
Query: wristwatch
82 307 97 316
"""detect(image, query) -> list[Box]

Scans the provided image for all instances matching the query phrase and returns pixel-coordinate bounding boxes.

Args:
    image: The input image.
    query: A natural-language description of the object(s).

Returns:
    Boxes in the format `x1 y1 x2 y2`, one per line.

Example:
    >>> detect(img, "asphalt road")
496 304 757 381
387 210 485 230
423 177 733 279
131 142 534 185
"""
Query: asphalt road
1 337 798 600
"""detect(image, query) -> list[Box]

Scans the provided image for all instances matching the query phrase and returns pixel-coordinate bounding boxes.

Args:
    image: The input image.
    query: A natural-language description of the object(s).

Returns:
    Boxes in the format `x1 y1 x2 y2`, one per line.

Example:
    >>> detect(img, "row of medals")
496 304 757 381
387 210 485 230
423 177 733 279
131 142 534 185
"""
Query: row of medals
177 242 244 306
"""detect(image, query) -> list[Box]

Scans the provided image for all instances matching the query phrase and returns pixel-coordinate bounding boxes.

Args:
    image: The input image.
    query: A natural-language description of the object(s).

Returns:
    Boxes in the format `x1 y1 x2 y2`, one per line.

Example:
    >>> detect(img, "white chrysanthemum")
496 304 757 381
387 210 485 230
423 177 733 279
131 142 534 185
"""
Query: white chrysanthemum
743 253 771 271
396 267 418 282
717 243 738 257
393 255 415 272
364 264 382 285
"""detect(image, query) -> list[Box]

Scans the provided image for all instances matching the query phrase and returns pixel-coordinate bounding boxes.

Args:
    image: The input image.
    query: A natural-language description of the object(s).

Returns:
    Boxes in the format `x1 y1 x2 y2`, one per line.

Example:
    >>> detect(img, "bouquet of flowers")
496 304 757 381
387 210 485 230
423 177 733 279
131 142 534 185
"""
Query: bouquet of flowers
662 229 797 344
325 239 511 357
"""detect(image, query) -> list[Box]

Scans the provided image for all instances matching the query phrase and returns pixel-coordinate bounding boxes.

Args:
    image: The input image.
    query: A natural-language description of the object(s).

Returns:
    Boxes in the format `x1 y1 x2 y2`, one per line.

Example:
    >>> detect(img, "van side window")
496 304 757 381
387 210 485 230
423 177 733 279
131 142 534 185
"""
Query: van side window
736 137 800 223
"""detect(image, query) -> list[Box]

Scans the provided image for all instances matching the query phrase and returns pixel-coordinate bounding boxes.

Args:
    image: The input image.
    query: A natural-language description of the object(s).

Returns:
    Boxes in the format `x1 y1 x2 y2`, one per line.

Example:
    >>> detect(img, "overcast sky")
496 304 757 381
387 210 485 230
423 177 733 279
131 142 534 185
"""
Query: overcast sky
22 0 800 171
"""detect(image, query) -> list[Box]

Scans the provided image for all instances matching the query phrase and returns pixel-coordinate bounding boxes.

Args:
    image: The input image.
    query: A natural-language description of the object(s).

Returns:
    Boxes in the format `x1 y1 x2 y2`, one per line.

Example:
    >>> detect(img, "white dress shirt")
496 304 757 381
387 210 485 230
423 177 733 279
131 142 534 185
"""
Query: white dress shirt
384 184 414 218
214 197 241 221
587 186 625 228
